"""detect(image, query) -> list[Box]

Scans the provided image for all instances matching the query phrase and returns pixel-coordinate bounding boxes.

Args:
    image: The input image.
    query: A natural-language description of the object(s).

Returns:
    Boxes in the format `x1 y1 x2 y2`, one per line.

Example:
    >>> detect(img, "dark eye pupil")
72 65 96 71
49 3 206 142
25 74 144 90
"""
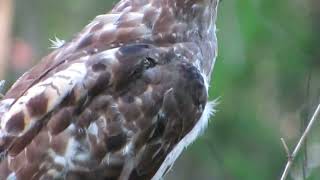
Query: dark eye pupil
144 57 157 68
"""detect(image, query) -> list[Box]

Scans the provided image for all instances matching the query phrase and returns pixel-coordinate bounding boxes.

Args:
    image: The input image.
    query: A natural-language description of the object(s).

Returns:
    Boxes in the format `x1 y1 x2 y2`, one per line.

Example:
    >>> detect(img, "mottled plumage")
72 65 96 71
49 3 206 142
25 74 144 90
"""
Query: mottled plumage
0 0 218 179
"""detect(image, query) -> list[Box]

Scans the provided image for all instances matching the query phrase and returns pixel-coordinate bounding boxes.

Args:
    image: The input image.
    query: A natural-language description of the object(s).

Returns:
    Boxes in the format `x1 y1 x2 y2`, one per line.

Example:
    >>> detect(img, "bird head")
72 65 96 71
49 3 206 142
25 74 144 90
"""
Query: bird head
110 0 218 77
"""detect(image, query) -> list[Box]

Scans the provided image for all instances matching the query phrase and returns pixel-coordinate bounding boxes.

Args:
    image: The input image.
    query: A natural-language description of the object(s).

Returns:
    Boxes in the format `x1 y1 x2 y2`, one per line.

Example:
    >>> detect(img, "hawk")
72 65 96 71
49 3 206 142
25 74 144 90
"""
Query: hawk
0 0 218 179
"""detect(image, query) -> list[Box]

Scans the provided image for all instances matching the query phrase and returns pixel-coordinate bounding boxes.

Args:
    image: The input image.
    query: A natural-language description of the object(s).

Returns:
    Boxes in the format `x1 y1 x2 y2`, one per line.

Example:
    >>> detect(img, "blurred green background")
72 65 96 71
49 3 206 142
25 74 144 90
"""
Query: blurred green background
5 0 320 179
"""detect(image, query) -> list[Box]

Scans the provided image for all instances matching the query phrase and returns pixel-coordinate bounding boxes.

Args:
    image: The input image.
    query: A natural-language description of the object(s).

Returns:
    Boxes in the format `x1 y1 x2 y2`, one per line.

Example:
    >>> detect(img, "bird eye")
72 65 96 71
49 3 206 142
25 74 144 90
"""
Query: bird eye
143 57 157 69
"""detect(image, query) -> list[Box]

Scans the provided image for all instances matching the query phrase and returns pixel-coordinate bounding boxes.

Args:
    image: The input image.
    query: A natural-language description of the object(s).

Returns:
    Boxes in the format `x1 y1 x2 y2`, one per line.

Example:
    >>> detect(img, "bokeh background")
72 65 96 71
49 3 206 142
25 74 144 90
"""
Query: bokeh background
1 0 320 179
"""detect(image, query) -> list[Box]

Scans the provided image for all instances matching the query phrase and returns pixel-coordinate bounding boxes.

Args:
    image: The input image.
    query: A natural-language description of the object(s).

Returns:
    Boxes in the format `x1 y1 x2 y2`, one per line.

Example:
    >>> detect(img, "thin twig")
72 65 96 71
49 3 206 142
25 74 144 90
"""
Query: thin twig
301 69 312 180
280 138 291 160
280 103 320 180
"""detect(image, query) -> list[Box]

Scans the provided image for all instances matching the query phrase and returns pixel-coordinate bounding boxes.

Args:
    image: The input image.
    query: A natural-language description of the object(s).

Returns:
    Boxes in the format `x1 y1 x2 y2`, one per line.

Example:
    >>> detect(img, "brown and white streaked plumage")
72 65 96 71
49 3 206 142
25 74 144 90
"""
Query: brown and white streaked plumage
0 0 218 179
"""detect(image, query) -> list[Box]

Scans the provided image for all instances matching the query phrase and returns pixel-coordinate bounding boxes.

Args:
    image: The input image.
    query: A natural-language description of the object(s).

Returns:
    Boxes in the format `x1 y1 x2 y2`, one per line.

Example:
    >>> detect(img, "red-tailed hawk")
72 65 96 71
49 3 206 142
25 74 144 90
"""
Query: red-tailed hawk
0 0 218 179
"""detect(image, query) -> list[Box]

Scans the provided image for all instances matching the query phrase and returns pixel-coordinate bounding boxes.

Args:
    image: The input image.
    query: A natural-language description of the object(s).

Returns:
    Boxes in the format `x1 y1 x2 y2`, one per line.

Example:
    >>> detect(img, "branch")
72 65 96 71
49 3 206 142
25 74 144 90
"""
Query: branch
280 138 291 160
280 103 320 180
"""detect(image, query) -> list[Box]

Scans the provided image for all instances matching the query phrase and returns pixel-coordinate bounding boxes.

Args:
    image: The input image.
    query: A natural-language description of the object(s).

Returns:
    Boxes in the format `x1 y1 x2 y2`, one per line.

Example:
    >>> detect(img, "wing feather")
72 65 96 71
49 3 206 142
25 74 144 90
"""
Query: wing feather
0 0 218 178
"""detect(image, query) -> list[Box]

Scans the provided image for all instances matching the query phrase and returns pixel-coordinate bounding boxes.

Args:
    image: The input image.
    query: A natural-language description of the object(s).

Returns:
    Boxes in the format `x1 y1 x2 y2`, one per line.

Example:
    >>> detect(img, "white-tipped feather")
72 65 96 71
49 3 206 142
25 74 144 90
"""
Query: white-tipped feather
1 62 87 130
6 172 16 180
49 36 66 49
152 100 218 180
0 80 5 93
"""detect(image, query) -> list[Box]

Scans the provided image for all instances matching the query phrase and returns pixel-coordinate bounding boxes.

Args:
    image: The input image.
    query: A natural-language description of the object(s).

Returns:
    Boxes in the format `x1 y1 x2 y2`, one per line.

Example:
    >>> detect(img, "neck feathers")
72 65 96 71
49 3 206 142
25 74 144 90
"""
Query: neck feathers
112 0 218 75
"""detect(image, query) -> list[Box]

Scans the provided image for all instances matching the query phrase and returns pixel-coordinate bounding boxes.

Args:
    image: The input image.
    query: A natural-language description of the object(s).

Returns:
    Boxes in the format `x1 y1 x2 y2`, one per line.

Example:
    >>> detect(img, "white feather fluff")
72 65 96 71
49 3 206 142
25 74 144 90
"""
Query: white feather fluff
151 100 218 180
49 36 66 49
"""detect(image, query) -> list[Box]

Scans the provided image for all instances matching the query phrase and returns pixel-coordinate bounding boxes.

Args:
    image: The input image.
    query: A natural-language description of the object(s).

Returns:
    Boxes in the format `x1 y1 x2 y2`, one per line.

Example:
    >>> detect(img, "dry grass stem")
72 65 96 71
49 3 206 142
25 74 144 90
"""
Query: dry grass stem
280 103 320 180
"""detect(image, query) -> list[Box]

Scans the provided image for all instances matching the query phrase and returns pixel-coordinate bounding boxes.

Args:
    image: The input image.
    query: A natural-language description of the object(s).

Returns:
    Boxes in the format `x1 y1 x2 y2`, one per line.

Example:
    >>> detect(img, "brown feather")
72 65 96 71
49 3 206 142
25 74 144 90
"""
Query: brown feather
0 0 218 179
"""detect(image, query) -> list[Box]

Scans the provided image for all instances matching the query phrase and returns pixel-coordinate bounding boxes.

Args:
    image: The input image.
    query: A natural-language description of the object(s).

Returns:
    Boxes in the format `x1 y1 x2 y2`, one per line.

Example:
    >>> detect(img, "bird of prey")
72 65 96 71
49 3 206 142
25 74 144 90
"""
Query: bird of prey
0 0 218 179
